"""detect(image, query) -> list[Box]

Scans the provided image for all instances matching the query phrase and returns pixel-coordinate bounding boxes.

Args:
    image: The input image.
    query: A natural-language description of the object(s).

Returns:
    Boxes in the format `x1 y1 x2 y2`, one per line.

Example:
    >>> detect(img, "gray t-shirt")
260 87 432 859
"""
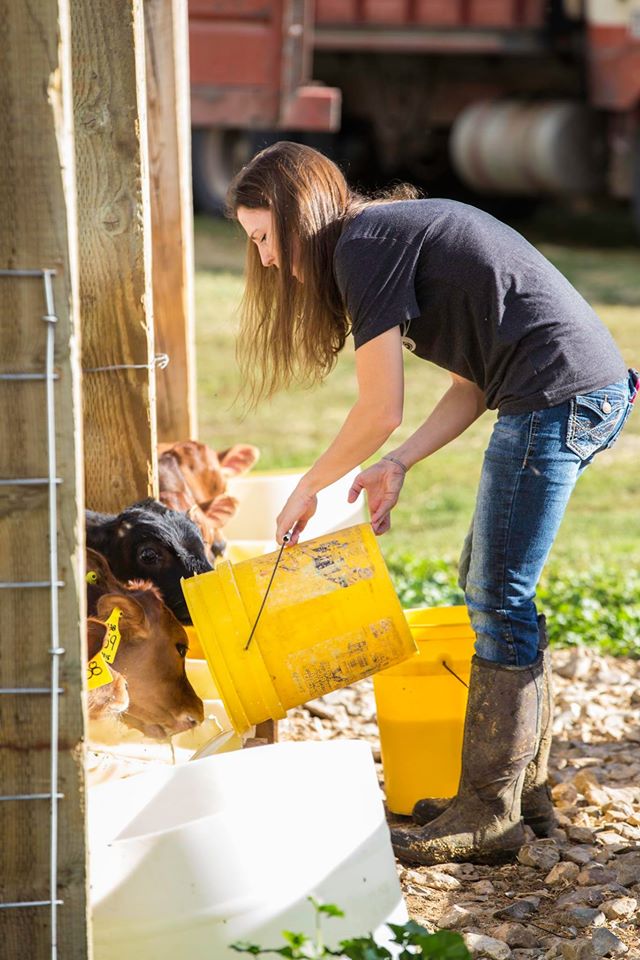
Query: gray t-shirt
333 199 626 414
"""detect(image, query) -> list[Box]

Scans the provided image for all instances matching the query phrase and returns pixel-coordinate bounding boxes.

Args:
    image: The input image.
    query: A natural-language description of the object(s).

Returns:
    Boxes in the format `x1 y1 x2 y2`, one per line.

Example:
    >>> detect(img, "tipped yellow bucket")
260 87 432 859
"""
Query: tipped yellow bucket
373 605 475 815
181 524 417 734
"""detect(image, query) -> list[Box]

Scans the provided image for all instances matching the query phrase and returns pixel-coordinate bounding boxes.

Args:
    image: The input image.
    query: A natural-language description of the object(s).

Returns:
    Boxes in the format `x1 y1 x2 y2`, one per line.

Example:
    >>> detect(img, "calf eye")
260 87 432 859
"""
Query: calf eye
137 546 161 566
176 643 188 658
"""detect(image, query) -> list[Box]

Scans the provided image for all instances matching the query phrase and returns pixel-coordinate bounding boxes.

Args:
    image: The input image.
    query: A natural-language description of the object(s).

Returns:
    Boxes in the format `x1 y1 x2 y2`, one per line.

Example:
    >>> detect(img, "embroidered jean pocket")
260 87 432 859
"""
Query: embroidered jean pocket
566 392 626 460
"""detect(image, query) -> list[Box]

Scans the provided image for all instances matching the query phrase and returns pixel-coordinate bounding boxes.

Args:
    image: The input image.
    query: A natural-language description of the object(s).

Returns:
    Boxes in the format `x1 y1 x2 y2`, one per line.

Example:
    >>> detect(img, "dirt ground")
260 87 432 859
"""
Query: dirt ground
281 647 640 959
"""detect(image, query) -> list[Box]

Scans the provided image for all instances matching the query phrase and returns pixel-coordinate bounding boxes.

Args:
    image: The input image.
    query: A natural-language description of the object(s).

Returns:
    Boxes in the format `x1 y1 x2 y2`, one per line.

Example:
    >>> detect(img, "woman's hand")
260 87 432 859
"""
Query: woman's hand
276 487 318 545
347 458 406 535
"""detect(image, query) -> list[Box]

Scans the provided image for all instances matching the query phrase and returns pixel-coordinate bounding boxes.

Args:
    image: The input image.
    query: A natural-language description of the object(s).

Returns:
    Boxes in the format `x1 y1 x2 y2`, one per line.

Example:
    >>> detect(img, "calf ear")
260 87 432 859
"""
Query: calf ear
87 618 108 659
96 592 146 632
218 444 260 478
202 493 238 527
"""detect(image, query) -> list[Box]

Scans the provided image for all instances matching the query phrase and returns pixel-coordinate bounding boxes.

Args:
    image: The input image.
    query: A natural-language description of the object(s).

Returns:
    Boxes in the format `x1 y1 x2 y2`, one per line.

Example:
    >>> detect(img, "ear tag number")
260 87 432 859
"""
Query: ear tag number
87 650 114 690
101 607 122 665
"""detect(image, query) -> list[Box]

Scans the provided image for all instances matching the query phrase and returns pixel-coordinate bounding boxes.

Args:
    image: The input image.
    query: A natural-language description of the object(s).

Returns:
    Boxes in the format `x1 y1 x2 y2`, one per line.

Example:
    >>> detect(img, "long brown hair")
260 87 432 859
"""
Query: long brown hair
227 141 417 405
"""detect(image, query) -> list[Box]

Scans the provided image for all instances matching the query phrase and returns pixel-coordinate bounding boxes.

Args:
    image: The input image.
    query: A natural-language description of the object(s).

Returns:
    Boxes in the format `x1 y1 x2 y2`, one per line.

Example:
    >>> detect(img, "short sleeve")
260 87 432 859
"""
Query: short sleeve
334 236 422 350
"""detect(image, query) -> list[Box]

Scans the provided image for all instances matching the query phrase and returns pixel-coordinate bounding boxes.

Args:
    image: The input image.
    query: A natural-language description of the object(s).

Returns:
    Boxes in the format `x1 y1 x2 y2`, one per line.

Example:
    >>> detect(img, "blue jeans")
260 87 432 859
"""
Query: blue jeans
460 369 638 666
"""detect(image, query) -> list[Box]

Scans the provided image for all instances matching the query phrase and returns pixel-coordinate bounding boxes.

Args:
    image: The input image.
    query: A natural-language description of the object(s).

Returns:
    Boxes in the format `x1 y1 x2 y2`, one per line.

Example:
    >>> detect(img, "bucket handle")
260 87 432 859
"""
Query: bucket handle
244 533 290 651
442 660 468 688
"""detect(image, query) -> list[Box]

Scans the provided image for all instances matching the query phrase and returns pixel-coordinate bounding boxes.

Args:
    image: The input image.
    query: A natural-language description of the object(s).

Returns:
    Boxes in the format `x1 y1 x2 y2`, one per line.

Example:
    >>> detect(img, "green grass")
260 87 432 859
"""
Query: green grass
194 212 640 574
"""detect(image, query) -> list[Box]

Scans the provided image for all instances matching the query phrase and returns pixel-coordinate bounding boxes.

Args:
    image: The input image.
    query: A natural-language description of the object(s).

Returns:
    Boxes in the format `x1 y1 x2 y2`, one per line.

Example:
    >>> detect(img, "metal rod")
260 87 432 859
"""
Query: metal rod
0 581 65 589
0 688 64 695
43 268 62 960
0 794 64 802
0 900 64 910
0 269 49 277
0 373 59 381
0 478 62 486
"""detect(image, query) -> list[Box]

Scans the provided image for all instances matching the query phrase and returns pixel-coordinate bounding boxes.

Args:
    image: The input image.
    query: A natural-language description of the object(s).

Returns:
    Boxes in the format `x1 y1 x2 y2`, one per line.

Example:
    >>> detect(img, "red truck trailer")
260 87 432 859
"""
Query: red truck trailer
189 1 640 223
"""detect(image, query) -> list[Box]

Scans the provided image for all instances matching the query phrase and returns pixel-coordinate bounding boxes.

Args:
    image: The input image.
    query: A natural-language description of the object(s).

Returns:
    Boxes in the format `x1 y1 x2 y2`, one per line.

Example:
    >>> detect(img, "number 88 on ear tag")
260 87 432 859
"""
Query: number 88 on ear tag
87 650 114 690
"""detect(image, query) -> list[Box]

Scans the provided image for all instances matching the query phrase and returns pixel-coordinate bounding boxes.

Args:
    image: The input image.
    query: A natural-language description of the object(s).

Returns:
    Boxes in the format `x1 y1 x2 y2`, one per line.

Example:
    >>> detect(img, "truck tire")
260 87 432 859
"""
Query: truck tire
191 128 253 216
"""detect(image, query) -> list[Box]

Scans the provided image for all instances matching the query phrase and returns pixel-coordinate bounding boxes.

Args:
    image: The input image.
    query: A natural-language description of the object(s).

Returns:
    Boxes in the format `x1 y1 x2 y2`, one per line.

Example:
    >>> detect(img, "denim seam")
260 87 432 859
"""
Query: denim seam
522 410 540 470
498 411 538 665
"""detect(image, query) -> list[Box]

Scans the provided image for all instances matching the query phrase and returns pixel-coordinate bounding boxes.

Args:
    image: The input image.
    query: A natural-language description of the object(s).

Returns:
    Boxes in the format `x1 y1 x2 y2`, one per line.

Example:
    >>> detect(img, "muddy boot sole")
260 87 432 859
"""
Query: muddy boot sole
412 793 556 837
391 822 526 867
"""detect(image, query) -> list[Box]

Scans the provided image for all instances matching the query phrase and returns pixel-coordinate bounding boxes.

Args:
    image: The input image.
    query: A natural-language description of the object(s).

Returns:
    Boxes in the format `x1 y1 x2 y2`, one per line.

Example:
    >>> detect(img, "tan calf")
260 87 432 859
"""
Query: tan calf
86 548 204 740
158 439 259 560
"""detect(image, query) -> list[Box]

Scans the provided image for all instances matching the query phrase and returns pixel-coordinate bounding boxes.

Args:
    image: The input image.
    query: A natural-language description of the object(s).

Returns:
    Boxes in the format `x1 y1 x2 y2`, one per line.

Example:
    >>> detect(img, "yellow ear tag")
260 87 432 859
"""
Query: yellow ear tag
101 607 123 665
87 650 114 690
86 570 99 585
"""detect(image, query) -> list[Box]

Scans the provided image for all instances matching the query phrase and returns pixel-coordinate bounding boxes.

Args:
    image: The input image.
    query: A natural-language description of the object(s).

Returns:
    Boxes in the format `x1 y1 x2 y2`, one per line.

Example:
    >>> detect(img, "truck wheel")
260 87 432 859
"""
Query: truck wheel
191 128 253 216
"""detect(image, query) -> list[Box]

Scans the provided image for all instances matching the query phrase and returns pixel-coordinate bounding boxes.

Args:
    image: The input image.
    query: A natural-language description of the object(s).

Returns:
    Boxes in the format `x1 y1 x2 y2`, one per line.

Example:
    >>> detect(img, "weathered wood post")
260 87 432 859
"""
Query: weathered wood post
0 1 89 955
72 0 157 512
145 0 198 444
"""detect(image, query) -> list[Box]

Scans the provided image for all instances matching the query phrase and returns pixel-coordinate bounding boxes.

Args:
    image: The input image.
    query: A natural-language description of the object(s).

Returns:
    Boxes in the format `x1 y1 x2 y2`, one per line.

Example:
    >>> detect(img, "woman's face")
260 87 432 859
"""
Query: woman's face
237 206 280 270
236 205 301 279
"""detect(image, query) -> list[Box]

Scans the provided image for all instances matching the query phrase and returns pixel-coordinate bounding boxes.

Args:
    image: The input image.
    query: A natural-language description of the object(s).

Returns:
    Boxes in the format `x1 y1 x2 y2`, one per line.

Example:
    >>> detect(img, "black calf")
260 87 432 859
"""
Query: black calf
86 498 212 624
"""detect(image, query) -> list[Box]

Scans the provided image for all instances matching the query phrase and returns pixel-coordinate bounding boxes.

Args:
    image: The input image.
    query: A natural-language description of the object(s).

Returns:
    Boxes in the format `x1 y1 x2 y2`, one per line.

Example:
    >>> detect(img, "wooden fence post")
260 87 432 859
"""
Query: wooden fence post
0 0 89 955
145 0 198 444
72 0 157 513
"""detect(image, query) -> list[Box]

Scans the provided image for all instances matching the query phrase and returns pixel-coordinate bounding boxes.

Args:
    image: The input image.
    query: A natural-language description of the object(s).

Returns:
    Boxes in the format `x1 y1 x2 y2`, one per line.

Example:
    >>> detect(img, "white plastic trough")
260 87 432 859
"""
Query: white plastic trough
89 740 406 959
222 467 368 561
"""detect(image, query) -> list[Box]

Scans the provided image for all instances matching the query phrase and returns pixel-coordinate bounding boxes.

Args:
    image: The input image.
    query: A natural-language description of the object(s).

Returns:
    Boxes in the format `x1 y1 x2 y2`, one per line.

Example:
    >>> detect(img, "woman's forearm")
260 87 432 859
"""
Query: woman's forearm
390 379 486 469
299 400 401 495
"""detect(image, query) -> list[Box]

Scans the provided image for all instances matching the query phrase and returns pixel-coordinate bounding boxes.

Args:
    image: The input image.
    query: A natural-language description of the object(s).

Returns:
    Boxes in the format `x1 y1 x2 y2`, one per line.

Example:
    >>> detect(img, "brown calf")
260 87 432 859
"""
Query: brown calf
86 549 204 740
158 440 259 561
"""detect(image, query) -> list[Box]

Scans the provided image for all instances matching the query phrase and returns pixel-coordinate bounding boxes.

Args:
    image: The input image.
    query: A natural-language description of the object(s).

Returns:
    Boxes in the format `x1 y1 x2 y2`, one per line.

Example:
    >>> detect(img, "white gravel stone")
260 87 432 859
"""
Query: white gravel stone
464 932 512 959
517 840 561 872
601 897 638 920
437 904 475 930
591 927 629 957
560 940 596 960
545 861 581 885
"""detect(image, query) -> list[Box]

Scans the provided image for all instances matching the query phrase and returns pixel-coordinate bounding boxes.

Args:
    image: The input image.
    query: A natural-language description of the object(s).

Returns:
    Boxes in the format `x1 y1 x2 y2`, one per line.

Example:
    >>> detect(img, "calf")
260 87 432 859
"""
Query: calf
158 440 259 561
86 498 212 624
87 551 204 739
86 617 129 721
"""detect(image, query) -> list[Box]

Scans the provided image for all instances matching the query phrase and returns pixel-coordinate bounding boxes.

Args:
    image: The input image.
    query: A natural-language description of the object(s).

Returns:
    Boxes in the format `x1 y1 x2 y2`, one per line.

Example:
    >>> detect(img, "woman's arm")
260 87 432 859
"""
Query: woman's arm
388 372 486 468
275 326 405 543
348 373 486 534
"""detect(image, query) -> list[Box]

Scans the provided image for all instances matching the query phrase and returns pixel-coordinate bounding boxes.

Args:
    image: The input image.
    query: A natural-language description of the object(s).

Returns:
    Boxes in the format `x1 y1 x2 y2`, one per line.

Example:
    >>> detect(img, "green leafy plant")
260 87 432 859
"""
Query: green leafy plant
386 554 640 658
231 897 469 959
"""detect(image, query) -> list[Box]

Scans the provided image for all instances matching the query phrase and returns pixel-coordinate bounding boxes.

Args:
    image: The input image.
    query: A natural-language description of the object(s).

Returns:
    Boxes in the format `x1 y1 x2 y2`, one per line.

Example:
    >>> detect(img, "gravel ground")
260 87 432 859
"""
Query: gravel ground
281 647 640 959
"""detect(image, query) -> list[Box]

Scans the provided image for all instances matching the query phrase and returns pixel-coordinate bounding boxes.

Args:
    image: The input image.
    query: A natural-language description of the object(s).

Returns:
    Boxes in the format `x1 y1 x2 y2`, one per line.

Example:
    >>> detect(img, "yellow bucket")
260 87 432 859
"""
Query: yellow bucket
373 605 475 815
181 524 417 734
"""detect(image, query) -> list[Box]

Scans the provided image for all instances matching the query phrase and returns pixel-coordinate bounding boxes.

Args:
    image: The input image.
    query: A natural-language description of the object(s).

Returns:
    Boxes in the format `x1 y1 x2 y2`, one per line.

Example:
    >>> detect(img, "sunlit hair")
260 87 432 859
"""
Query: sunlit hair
226 141 419 405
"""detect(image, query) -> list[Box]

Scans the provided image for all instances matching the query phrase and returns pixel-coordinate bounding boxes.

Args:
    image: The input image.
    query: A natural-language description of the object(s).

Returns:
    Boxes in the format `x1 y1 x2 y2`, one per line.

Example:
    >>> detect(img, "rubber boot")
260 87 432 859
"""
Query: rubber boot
412 616 556 838
391 653 543 866
520 615 556 835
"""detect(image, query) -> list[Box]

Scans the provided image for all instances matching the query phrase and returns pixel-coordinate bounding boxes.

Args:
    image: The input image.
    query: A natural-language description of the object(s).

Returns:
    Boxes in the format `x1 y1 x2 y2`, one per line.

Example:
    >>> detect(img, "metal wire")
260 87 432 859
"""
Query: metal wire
0 793 64 802
0 478 62 486
0 581 64 589
43 268 63 958
83 352 170 373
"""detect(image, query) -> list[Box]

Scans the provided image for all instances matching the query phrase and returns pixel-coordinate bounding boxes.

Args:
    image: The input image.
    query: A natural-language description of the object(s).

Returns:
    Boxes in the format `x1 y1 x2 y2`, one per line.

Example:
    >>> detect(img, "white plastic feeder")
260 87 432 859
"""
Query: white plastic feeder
89 740 406 959
222 467 368 562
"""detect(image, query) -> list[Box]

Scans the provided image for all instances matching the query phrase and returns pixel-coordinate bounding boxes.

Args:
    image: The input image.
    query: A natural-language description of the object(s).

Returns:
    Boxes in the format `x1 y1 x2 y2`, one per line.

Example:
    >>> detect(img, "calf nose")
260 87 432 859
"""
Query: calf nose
212 537 226 558
180 712 201 729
